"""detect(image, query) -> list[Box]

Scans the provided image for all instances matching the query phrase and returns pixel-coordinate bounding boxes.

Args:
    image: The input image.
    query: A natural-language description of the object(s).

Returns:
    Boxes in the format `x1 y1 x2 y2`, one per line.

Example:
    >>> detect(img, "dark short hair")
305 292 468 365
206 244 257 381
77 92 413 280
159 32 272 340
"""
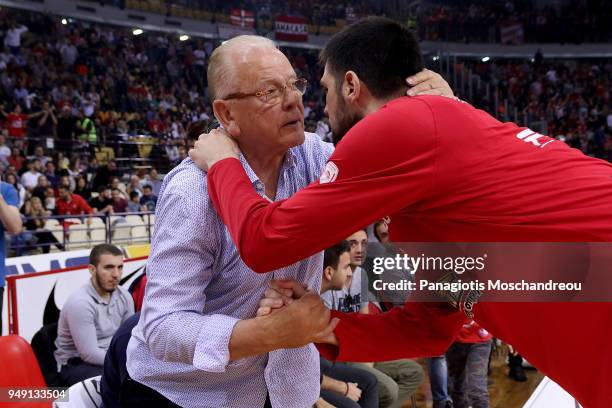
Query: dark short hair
319 17 423 99
129 191 139 199
58 185 70 192
323 241 351 270
187 120 208 140
89 244 123 267
142 184 152 191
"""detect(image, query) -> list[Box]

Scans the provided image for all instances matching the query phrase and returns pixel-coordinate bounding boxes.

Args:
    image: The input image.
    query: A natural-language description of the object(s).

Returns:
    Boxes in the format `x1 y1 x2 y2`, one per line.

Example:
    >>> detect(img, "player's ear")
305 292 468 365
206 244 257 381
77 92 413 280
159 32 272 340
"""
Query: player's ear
323 266 334 281
344 70 361 103
212 100 241 138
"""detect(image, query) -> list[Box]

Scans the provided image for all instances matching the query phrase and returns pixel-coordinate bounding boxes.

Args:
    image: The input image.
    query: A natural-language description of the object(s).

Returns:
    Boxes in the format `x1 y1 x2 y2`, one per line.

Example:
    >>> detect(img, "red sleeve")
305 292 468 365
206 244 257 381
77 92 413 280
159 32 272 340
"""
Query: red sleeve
77 195 93 214
208 98 437 272
316 302 464 362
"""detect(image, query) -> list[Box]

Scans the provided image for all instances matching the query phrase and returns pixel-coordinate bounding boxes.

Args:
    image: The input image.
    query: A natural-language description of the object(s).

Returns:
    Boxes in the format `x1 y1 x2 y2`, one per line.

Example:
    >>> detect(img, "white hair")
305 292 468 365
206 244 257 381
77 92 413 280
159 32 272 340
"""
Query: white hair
207 35 279 100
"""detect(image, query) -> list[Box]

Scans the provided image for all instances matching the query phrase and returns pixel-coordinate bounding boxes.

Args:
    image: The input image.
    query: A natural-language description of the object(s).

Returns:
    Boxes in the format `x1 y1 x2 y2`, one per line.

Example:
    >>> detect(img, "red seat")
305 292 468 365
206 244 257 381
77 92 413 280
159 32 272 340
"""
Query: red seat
0 335 51 408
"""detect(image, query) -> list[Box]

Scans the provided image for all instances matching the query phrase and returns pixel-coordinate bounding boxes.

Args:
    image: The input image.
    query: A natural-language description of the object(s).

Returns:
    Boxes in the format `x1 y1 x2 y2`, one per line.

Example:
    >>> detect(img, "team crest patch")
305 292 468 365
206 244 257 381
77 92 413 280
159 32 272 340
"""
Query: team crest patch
320 161 339 184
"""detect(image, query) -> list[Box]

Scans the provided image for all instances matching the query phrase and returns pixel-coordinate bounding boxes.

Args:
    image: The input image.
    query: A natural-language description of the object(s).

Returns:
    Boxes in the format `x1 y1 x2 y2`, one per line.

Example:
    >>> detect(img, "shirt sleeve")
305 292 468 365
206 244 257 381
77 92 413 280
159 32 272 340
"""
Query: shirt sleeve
65 300 107 365
79 196 93 214
138 173 242 373
316 302 464 362
2 183 19 207
207 99 438 272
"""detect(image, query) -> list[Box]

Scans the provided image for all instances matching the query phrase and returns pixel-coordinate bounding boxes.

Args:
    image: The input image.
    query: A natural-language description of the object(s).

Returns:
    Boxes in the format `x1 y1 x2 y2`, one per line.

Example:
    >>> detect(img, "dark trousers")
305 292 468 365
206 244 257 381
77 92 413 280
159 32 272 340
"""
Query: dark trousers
320 358 379 408
120 376 273 408
446 340 492 408
60 357 104 387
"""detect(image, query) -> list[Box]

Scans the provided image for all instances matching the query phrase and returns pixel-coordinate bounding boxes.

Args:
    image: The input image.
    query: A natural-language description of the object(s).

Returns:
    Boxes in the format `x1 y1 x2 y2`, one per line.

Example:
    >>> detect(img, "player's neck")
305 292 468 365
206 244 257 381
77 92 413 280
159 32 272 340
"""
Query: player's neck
362 93 404 117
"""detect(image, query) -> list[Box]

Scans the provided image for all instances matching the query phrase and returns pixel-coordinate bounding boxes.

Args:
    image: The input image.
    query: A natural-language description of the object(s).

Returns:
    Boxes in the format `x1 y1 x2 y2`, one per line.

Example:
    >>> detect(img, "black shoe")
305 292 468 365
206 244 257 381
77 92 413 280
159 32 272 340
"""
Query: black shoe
433 401 453 408
509 353 528 382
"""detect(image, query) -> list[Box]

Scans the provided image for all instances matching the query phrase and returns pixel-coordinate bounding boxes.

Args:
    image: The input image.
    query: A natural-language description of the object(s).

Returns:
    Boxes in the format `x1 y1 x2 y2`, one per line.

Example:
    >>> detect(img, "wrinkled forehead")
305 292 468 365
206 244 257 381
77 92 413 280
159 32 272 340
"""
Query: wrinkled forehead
233 47 296 88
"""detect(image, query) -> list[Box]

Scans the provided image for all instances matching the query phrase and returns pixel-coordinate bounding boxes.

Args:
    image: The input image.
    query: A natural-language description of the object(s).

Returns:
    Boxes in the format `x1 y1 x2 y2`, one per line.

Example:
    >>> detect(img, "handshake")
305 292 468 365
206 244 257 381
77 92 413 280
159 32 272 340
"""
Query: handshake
255 279 339 349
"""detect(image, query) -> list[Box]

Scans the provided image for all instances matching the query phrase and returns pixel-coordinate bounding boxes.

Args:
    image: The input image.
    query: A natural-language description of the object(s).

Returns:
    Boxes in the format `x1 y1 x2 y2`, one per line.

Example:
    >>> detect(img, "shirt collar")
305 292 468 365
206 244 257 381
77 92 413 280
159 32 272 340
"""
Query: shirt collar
238 149 297 193
87 279 112 305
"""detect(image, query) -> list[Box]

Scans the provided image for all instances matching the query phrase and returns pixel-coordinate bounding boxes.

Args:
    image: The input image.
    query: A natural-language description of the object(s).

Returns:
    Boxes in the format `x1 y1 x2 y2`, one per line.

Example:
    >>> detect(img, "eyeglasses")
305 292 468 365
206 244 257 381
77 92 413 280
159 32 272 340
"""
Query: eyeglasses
223 78 308 105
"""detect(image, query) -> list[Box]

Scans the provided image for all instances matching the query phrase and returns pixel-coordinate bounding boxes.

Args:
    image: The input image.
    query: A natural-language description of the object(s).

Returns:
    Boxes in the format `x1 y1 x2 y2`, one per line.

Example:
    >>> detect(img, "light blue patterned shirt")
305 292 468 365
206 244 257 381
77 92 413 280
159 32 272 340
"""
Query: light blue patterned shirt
126 133 334 408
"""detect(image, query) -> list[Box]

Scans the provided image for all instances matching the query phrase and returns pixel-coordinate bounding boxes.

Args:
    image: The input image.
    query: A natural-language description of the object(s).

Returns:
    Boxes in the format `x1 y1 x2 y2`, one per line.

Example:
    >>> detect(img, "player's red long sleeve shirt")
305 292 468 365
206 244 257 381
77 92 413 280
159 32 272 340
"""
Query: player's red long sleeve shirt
208 96 612 407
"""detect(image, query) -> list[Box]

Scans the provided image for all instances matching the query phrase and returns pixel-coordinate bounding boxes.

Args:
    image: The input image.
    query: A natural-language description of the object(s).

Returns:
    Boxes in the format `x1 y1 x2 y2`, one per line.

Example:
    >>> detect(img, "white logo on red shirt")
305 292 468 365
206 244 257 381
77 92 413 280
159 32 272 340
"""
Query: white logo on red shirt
516 128 555 149
320 161 339 184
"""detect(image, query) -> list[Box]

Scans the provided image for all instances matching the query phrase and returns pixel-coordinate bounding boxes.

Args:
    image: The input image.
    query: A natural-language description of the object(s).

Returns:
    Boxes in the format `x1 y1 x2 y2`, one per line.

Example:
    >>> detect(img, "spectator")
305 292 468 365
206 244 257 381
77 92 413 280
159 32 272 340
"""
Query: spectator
44 161 59 188
20 159 43 191
446 321 493 408
147 168 163 196
56 106 77 153
92 160 118 191
4 22 28 54
28 146 52 167
88 186 114 215
111 188 128 213
34 101 58 138
0 104 31 143
45 186 56 213
126 175 142 199
74 176 91 201
139 185 157 212
373 219 390 244
5 173 26 208
0 177 22 330
22 196 64 253
31 174 50 203
127 191 142 213
317 241 379 408
56 185 93 223
8 147 25 172
0 135 11 166
323 230 424 408
110 177 127 197
54 244 134 386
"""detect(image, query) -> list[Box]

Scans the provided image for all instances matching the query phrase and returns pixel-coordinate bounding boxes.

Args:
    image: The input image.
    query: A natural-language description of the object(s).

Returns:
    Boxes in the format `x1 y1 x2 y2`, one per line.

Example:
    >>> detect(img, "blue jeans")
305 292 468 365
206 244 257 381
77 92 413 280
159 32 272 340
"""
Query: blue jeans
428 356 451 405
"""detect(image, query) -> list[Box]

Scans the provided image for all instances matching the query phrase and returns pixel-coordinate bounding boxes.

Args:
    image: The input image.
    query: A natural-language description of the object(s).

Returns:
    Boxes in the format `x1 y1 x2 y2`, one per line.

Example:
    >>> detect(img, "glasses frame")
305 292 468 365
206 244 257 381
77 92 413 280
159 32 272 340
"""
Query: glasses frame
222 78 308 104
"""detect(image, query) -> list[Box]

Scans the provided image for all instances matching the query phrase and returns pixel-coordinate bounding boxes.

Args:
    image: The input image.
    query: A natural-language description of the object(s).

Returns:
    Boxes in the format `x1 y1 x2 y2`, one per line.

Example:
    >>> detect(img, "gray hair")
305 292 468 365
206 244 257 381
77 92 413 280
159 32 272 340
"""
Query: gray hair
207 35 278 100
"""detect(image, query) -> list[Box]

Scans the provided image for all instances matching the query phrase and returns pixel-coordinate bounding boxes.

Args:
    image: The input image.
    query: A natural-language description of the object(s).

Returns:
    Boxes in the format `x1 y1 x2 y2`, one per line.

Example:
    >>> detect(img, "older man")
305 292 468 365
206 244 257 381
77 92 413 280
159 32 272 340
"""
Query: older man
126 36 451 408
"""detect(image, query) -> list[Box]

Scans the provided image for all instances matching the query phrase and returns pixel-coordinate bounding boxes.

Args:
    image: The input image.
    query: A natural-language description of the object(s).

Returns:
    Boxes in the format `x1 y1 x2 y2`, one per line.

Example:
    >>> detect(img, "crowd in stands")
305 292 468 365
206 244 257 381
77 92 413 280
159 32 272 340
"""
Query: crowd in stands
94 0 611 44
462 58 612 161
418 0 610 44
0 6 610 256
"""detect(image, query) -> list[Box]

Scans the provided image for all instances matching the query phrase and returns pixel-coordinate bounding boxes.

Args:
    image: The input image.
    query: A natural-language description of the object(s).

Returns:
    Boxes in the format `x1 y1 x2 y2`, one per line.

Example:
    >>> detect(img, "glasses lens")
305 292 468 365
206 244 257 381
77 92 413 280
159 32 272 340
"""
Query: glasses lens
294 79 308 94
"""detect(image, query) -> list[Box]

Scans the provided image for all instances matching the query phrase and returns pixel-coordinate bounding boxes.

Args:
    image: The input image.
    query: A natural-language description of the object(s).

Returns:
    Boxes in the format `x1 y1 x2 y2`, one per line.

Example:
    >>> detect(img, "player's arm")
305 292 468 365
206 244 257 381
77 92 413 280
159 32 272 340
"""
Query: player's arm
196 101 438 272
262 280 463 362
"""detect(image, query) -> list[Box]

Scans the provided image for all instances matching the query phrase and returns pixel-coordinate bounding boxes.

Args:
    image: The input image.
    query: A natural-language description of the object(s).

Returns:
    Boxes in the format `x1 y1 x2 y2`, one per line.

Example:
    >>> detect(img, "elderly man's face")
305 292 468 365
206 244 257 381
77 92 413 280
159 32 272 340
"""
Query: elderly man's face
223 48 305 155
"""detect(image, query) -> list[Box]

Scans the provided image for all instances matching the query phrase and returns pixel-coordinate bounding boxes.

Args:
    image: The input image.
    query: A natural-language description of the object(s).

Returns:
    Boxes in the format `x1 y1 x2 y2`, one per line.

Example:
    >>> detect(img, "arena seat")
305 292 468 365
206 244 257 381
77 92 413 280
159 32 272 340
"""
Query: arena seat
30 323 62 387
67 224 90 249
0 335 51 408
44 219 60 229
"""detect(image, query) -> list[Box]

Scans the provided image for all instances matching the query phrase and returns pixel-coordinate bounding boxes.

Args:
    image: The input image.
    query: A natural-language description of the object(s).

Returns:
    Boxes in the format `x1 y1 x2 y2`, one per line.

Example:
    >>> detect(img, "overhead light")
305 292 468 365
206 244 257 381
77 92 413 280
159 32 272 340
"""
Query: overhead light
432 56 439 61
481 56 490 62
132 28 143 36
61 18 68 25
179 34 189 41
